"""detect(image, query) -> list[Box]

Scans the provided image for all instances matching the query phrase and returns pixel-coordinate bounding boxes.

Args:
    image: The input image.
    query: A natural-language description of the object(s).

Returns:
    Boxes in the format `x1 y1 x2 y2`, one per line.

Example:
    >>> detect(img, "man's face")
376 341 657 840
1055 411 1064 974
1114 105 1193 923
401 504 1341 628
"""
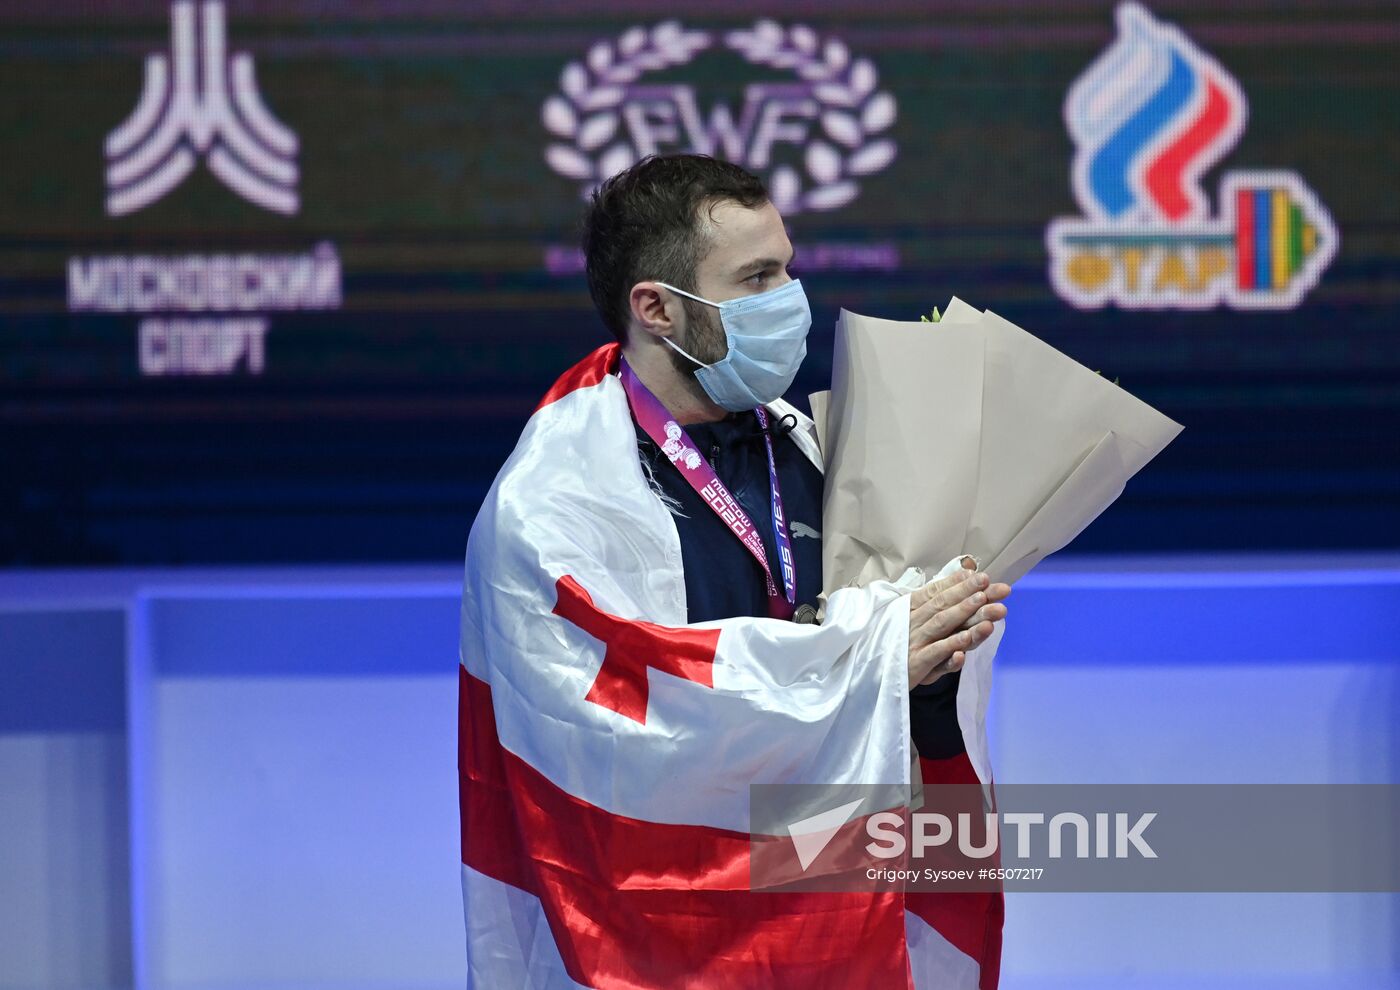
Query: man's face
670 199 795 371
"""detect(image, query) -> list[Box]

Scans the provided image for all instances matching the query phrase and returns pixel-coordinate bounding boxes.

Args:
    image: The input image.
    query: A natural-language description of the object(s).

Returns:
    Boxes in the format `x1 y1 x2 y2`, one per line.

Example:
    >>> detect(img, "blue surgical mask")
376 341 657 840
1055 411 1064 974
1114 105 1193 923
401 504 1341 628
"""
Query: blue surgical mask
654 278 812 412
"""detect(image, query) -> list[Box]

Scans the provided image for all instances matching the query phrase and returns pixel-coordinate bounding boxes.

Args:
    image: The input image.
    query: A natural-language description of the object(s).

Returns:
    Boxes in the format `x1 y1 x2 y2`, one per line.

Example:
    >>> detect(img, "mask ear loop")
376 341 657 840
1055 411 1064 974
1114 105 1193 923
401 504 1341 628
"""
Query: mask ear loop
660 334 711 370
652 281 719 308
652 282 720 370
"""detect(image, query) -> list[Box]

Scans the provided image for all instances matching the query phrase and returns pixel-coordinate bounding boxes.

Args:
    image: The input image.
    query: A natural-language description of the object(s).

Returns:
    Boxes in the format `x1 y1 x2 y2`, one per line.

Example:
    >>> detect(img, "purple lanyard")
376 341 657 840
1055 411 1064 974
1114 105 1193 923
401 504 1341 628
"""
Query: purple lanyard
620 359 797 620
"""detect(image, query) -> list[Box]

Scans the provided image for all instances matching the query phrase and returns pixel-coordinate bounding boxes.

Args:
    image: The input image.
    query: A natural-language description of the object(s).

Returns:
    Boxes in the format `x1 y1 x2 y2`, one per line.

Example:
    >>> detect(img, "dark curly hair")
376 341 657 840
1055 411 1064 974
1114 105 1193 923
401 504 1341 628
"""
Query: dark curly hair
582 154 768 343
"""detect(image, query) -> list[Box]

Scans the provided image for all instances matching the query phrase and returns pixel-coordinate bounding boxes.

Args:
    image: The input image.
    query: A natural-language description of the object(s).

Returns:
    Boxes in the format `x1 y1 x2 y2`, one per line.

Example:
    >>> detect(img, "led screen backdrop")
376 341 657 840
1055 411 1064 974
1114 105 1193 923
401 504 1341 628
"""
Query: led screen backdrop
2 0 1397 564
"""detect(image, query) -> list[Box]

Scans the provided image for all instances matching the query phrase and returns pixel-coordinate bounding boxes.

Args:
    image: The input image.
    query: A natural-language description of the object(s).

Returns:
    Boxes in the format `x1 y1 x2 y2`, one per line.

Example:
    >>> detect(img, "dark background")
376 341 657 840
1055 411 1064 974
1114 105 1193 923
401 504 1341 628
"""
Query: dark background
2 0 1398 565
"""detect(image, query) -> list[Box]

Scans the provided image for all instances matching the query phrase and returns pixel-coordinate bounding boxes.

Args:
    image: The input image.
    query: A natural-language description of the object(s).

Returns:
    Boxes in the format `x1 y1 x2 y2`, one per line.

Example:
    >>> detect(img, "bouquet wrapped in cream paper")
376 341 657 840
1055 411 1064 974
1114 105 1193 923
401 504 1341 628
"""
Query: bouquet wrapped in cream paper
809 297 1183 595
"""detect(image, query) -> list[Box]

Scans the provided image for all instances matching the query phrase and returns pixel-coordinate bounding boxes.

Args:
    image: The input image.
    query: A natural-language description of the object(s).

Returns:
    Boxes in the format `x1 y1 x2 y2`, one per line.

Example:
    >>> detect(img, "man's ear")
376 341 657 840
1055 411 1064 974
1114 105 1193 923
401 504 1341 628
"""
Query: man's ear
628 282 676 341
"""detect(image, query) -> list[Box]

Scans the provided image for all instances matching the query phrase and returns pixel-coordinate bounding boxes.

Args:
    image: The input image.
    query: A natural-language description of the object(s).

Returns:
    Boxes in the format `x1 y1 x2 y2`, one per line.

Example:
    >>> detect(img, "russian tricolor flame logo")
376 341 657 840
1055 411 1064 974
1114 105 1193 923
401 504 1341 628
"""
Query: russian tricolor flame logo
1048 3 1336 310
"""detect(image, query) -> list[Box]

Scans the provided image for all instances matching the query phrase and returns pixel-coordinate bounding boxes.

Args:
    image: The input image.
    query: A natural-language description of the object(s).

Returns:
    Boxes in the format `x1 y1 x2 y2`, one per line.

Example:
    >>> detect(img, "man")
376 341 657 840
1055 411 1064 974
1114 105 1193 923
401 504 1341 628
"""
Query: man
458 154 1011 988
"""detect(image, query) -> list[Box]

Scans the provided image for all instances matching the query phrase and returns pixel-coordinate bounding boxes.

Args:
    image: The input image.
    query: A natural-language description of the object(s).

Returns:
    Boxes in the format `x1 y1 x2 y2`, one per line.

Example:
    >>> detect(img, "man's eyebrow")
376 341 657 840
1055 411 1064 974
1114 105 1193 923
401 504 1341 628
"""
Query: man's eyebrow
731 250 797 277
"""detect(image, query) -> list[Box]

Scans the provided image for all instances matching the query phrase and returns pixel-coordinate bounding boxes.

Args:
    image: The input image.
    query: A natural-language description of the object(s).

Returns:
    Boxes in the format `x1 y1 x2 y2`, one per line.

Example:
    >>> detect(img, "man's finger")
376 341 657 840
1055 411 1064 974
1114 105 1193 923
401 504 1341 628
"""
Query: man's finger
911 619 989 679
962 619 996 650
910 575 990 647
928 620 995 664
964 582 1011 627
911 590 981 646
911 564 980 609
911 643 961 685
918 651 965 686
929 589 989 640
912 571 988 617
961 602 1008 630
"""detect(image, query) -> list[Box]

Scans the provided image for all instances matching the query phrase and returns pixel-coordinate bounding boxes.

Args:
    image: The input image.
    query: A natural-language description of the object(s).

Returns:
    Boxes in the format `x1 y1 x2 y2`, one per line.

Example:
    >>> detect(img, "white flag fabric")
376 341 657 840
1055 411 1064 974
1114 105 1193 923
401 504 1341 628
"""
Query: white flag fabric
459 343 1004 989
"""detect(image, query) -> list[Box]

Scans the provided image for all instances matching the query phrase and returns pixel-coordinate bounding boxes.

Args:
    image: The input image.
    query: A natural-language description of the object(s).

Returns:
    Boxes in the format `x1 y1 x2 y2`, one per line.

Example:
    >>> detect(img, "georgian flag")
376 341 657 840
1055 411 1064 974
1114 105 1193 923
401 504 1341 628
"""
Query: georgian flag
459 344 1005 988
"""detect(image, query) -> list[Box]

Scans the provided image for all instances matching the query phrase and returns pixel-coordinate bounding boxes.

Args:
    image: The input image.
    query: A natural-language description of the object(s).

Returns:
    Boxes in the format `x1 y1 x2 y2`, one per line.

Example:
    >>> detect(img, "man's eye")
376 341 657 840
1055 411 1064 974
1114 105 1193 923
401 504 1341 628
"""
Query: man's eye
747 271 769 286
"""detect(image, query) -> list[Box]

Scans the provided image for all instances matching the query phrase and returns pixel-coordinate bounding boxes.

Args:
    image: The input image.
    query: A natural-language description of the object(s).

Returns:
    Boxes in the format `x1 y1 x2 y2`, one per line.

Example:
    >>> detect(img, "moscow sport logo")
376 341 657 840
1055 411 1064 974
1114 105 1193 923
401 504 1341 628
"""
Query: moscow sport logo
1047 3 1337 310
79 1 340 379
106 0 299 216
540 20 897 215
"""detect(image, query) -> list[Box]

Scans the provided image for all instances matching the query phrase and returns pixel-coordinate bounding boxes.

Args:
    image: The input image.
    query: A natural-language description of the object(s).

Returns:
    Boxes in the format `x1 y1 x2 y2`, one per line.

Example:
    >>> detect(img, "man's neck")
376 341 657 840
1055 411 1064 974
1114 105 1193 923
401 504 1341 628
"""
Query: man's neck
622 338 729 425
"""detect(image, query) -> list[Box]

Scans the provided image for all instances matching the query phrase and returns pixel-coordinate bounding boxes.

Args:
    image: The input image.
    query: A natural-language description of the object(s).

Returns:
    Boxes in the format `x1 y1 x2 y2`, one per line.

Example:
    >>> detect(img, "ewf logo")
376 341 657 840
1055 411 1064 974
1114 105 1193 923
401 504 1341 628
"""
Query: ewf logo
541 20 897 216
1047 3 1336 310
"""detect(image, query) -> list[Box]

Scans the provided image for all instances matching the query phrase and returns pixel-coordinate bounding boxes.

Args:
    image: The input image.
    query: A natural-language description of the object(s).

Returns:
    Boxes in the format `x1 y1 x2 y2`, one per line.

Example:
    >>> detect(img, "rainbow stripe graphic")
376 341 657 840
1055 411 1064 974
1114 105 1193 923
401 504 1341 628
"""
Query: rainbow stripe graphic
1234 186 1321 292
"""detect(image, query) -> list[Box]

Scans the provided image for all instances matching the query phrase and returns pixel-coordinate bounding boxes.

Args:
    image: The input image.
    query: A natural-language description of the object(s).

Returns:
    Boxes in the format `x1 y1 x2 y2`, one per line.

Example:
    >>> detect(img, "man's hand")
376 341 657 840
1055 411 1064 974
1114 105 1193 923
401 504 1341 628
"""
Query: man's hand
907 559 1011 690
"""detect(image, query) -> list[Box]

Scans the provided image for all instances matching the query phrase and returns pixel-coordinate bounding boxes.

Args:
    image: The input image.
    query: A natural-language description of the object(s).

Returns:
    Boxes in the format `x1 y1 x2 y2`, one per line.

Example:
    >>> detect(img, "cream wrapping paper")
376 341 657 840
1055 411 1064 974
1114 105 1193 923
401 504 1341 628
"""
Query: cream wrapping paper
811 298 1183 595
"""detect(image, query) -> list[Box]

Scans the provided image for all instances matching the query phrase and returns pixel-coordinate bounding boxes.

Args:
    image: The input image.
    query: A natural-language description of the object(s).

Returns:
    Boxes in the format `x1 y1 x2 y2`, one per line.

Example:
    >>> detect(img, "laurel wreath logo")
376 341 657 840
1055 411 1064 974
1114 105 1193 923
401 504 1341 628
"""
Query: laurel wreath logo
541 19 897 214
